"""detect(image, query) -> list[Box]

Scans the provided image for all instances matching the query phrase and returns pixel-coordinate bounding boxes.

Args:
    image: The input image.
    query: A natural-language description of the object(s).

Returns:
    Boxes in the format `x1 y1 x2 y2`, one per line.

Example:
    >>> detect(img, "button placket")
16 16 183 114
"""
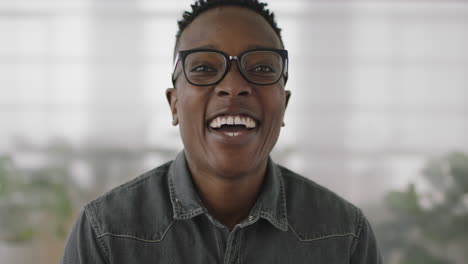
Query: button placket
223 226 244 264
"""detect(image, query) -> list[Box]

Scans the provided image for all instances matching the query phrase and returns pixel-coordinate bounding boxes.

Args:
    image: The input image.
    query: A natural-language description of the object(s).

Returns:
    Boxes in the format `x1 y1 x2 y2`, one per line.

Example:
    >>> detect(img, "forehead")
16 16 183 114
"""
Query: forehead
177 6 282 53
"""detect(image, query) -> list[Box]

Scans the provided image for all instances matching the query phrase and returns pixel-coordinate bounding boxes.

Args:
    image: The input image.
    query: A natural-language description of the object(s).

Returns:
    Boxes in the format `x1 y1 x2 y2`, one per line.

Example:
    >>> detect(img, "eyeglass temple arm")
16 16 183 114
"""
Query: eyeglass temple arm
172 53 180 78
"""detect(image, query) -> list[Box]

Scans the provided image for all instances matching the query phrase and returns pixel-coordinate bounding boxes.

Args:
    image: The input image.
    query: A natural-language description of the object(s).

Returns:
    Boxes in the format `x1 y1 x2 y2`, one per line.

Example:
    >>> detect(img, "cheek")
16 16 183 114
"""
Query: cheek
259 94 286 147
264 93 286 123
177 90 201 121
176 90 207 136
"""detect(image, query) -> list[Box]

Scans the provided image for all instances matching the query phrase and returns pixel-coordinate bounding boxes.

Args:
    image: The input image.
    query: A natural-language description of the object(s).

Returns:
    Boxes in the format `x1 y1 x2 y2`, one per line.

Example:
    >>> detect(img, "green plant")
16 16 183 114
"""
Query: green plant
0 155 72 242
377 152 468 264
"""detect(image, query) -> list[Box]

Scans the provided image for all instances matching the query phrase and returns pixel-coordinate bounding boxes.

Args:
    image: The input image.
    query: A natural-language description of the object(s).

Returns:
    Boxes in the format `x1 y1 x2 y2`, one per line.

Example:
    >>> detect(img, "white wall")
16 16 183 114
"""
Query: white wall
1 0 467 205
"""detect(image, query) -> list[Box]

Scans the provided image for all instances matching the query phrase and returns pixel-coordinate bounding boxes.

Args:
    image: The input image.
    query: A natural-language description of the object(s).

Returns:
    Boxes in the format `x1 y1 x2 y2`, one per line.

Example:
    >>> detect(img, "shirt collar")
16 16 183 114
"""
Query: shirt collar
168 151 288 231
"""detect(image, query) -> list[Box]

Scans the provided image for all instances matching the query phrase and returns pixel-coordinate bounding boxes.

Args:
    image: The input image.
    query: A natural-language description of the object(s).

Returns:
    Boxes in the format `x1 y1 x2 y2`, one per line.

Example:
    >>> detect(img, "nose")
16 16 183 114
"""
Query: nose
214 62 252 97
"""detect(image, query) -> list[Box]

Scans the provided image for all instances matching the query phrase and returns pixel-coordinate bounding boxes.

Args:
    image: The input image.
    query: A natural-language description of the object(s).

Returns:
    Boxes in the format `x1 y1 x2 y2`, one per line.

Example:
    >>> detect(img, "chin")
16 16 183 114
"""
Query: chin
209 152 264 179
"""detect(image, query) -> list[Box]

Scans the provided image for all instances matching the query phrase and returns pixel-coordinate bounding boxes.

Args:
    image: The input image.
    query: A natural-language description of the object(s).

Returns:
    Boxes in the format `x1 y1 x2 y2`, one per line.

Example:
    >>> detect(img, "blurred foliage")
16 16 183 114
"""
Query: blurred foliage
377 152 468 264
0 138 173 244
0 155 72 243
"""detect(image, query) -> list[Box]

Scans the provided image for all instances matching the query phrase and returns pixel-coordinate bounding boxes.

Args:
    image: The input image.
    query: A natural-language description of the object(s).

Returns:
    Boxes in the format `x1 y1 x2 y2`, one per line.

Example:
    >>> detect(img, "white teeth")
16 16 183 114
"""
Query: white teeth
246 119 253 129
227 132 241 137
247 118 256 129
220 117 227 126
209 115 257 129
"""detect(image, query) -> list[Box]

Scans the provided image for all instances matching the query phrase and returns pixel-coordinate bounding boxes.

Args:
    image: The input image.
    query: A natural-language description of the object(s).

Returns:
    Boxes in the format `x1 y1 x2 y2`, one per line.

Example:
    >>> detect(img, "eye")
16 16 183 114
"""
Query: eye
252 65 275 73
191 65 217 72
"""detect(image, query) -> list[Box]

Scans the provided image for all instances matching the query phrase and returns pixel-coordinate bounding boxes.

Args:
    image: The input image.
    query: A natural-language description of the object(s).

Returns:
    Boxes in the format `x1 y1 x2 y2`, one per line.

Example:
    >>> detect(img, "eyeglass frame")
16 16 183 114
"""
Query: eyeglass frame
171 48 289 87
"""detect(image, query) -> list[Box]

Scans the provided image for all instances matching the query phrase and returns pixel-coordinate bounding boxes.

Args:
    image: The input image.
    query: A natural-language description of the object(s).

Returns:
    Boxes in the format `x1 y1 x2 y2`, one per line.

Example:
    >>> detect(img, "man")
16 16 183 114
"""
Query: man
62 0 382 263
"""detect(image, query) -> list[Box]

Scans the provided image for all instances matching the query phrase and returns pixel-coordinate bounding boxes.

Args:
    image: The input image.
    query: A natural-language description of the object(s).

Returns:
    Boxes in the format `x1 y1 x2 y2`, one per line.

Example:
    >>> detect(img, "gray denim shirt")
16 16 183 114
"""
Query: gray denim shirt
61 151 382 263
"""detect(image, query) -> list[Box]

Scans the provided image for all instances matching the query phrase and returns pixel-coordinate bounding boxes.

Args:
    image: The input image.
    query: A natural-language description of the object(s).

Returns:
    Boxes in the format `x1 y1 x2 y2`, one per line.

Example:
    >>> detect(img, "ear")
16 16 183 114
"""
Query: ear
166 88 179 126
282 90 291 127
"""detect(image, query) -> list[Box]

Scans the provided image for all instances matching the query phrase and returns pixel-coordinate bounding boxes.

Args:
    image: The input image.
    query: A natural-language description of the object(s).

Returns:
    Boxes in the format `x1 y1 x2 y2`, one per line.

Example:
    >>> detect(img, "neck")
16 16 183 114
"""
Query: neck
188 160 267 230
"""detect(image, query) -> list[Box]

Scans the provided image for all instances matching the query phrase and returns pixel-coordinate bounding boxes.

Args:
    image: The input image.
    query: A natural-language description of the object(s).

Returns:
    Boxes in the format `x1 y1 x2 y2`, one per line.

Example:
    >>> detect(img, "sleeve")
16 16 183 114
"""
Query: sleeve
61 208 110 264
350 210 383 264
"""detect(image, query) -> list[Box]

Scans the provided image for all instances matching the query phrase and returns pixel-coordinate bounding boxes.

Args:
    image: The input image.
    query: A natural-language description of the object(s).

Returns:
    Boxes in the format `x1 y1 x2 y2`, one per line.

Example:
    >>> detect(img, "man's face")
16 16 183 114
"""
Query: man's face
167 6 290 178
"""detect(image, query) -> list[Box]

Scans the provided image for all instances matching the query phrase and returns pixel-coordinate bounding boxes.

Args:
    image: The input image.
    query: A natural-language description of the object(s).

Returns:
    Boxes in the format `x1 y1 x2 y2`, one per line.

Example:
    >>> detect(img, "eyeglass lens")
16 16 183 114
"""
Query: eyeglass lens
184 51 283 85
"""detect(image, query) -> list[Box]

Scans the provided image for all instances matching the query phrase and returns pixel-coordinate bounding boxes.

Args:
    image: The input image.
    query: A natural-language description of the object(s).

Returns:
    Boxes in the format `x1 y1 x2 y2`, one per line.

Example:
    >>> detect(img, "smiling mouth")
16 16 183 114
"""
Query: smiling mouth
208 115 257 137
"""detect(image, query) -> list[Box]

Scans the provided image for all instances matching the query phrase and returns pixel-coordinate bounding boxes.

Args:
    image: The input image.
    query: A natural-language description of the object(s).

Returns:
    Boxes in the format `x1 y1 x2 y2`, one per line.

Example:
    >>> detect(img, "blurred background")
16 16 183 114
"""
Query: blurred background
1 0 467 263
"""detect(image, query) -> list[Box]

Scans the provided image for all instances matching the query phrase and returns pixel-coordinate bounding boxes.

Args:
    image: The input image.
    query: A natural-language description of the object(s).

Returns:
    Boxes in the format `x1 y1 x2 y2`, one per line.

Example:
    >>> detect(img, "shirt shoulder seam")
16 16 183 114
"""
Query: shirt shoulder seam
288 223 358 242
83 206 111 264
96 220 176 243
350 208 365 254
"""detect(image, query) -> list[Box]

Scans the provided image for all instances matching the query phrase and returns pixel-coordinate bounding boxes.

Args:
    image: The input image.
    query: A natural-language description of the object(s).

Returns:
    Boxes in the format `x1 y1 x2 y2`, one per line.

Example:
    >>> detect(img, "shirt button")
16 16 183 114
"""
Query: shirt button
248 215 254 221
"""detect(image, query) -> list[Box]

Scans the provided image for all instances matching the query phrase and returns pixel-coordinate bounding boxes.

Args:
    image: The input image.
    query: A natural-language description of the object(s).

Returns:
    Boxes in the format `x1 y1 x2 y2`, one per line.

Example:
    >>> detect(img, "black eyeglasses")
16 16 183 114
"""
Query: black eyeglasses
172 48 288 86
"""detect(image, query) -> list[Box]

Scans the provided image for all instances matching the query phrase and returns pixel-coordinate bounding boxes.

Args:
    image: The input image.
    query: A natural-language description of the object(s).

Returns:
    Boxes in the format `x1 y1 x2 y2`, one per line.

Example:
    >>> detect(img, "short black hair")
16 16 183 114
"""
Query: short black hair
175 0 284 50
